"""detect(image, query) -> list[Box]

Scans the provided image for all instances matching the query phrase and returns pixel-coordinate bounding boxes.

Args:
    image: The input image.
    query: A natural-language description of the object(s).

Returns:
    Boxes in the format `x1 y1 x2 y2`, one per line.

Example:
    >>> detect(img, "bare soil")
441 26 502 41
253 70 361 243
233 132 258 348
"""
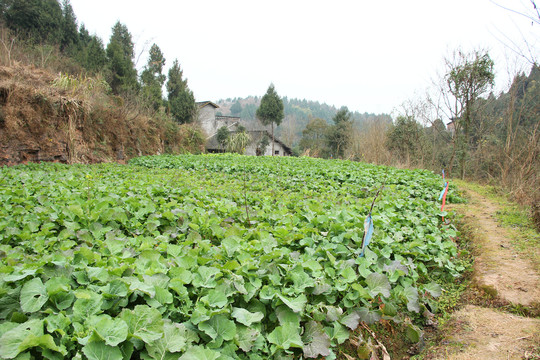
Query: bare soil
438 305 539 360
430 187 540 359
465 190 540 307
0 64 202 166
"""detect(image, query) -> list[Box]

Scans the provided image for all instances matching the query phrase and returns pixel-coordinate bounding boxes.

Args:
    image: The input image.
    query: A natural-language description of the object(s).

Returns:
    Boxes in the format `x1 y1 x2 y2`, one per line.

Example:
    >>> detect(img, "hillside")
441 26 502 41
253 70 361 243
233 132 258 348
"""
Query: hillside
0 65 203 166
216 96 392 146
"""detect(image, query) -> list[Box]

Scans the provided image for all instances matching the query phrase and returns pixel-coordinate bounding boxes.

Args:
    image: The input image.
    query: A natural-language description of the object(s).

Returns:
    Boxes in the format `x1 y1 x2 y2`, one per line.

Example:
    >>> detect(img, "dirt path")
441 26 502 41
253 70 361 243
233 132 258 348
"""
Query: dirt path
465 190 540 306
441 305 539 360
432 187 540 360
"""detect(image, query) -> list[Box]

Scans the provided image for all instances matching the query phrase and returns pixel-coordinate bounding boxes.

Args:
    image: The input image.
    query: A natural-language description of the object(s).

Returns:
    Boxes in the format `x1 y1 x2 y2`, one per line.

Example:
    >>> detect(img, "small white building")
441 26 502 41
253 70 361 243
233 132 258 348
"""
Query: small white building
197 101 292 156
197 102 238 137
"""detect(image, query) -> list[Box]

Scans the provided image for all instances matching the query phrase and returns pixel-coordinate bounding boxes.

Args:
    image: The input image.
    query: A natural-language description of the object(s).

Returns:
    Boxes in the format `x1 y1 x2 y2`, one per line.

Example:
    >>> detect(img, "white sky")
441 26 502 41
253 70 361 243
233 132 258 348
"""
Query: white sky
69 0 538 114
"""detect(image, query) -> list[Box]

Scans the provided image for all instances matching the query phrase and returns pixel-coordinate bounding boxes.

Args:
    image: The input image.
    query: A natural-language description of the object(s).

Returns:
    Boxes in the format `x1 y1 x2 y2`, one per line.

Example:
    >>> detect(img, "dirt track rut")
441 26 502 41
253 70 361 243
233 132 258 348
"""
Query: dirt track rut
434 187 540 360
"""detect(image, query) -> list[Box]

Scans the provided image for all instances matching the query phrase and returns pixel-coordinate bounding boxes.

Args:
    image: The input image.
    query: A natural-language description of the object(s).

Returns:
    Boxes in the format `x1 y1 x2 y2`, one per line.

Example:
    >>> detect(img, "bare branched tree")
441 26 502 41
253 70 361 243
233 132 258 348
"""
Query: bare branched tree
489 0 540 25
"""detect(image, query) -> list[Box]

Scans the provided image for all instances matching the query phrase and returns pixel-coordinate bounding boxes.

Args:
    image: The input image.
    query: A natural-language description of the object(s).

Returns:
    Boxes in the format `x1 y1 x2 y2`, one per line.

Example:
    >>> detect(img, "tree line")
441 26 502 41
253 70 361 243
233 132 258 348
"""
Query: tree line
0 0 196 124
297 50 538 225
217 96 391 151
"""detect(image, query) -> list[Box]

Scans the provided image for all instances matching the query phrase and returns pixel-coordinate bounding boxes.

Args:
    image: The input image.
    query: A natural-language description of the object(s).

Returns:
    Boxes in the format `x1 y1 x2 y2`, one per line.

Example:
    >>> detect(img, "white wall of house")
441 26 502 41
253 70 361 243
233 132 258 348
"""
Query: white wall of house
244 140 288 156
198 104 238 138
198 104 216 137
265 141 288 156
198 102 290 156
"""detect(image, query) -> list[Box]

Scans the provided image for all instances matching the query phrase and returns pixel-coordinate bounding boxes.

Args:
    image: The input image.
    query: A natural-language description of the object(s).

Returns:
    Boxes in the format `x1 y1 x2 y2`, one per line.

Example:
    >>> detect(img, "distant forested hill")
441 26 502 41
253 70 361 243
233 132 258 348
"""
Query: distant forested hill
216 96 392 146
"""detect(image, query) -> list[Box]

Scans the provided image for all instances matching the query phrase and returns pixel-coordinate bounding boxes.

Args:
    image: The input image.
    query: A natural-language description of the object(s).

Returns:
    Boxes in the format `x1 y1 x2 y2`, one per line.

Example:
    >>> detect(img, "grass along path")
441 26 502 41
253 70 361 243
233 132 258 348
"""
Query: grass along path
427 182 540 360
464 188 540 307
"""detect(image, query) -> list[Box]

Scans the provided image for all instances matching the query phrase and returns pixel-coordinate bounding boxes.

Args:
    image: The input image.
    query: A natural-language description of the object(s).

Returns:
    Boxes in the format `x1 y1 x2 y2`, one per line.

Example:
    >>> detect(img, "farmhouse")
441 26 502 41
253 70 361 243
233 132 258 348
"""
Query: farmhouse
197 101 292 156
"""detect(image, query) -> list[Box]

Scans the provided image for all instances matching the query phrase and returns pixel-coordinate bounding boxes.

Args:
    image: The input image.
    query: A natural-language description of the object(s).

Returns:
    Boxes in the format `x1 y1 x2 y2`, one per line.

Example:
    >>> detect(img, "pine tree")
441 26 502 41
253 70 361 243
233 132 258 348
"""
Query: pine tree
85 36 107 73
230 100 242 115
166 59 195 124
1 0 63 44
76 24 107 73
326 107 352 158
299 118 329 157
60 0 79 52
106 21 138 94
256 84 284 155
140 43 166 110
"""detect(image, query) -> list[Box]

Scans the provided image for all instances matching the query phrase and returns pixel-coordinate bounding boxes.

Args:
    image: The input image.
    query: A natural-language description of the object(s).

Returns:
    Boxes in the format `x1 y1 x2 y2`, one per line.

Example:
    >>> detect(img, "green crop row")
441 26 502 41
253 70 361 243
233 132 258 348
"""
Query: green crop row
0 155 462 359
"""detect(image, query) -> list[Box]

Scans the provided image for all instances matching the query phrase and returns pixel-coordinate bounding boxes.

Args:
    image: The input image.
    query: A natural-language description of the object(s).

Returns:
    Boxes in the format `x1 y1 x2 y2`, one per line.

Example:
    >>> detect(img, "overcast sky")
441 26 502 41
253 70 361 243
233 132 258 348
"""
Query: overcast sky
69 0 538 114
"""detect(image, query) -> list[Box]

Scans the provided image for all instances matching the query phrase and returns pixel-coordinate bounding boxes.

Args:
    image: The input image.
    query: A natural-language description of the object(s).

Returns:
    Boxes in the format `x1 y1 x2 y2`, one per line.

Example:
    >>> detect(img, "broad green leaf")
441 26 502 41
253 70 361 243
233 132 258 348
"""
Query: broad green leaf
120 305 164 343
383 260 408 275
179 346 220 360
259 286 278 300
289 267 315 290
325 306 343 322
266 323 303 350
50 291 74 311
363 248 378 264
0 319 64 358
168 268 193 285
45 313 71 336
192 266 221 288
12 352 30 360
0 287 21 320
275 306 300 326
67 204 84 218
340 267 357 283
329 322 350 344
276 294 307 313
312 281 332 295
190 303 210 325
146 320 188 359
234 326 259 352
82 341 123 360
154 287 173 305
302 260 323 272
19 334 63 356
128 278 156 297
221 236 241 257
366 273 391 298
105 237 124 255
0 323 18 338
351 283 371 300
135 250 167 275
0 319 43 359
143 274 170 288
423 282 442 297
102 280 128 298
166 244 183 258
382 302 398 317
168 279 188 297
92 315 128 346
406 324 422 343
202 290 228 309
231 307 264 326
302 321 331 358
20 278 48 313
340 311 360 330
198 315 236 342
357 307 381 324
45 277 71 296
404 286 420 313
3 270 36 283
72 291 103 322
